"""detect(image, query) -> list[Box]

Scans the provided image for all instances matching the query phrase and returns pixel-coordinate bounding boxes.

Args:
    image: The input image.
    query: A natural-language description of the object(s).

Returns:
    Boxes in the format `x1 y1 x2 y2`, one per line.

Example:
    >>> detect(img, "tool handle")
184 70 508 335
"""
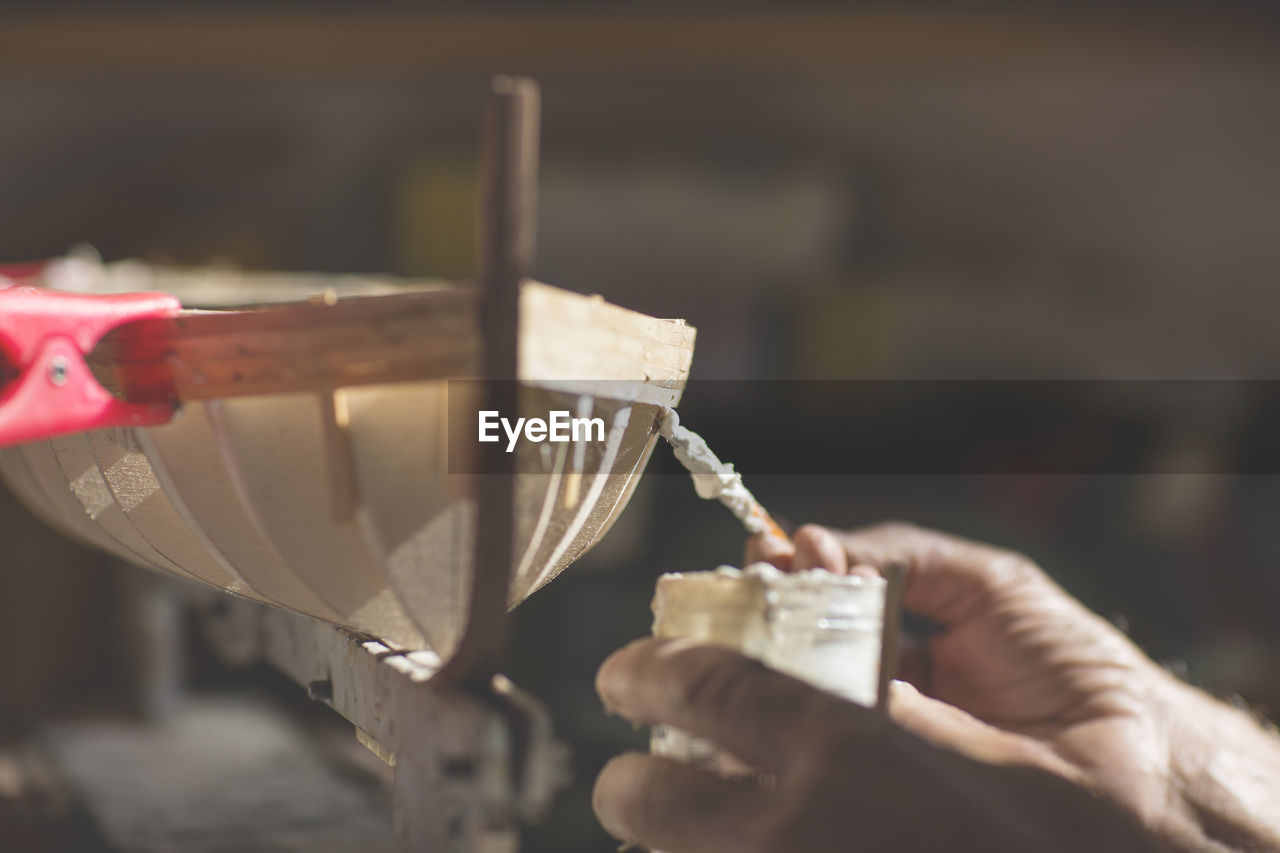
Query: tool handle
0 281 181 447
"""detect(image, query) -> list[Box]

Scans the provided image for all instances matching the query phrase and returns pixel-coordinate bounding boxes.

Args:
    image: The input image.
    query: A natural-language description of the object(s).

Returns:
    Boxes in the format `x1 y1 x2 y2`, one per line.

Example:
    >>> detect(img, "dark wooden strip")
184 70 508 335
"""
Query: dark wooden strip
437 77 539 689
88 288 480 404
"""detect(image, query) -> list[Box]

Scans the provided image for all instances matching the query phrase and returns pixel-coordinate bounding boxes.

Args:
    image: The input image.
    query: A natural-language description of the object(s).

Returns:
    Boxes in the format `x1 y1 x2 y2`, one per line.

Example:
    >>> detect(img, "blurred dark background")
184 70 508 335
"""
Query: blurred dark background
2 4 1280 851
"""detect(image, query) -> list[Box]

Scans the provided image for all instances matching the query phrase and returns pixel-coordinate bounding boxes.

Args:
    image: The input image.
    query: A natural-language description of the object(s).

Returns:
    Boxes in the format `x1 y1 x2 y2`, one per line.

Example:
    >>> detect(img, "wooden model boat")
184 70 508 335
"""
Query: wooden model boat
0 259 696 657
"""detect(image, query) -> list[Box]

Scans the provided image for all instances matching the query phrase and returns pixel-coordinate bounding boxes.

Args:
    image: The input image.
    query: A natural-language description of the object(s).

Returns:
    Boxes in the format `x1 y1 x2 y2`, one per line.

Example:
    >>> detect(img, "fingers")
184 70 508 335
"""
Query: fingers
593 752 769 852
743 531 793 571
597 637 867 772
888 681 1082 782
791 525 848 574
753 520 1048 625
743 525 854 575
834 521 1048 627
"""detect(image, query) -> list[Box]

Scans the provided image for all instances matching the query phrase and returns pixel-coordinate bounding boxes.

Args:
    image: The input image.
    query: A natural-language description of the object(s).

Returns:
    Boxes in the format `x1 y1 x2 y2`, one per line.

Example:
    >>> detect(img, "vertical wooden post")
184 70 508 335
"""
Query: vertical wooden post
439 76 540 689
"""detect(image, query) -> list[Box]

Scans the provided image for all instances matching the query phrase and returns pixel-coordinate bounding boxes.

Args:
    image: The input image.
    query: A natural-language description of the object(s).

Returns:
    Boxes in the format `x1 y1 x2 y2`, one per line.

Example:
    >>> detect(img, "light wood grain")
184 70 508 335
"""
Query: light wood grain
139 405 349 624
0 272 696 656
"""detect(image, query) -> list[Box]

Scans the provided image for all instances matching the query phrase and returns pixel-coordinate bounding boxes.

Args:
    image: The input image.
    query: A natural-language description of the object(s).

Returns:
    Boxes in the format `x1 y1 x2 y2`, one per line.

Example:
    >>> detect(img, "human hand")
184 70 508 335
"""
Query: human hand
741 522 1280 851
747 523 1171 813
591 522 1280 852
593 637 1161 852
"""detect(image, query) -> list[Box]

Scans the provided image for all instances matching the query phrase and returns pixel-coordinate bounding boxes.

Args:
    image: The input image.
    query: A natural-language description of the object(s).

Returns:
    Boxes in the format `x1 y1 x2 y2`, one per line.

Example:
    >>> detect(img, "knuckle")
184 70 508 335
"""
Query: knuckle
990 549 1046 590
868 519 921 538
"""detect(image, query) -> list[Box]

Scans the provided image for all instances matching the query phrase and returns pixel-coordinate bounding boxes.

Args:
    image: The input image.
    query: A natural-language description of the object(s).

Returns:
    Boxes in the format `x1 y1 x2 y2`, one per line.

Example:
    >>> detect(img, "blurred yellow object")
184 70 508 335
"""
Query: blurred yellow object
397 153 479 280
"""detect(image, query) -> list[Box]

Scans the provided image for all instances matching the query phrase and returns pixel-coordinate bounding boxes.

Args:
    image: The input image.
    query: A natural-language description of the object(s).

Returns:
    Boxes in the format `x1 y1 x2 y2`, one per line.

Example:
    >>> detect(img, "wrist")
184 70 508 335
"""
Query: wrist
1151 670 1280 852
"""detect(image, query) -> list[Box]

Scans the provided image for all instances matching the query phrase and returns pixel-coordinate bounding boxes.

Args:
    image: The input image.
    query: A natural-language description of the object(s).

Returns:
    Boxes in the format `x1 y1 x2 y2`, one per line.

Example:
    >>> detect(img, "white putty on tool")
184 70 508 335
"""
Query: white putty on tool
657 407 771 535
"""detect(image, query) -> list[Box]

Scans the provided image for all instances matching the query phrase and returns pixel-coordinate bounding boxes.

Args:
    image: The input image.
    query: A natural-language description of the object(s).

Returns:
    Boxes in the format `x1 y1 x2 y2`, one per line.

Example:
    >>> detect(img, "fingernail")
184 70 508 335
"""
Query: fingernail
890 678 917 695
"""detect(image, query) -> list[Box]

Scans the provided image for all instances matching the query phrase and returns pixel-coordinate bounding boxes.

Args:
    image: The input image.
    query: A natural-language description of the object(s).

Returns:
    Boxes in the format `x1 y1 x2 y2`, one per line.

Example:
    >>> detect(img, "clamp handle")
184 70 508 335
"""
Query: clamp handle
0 282 182 448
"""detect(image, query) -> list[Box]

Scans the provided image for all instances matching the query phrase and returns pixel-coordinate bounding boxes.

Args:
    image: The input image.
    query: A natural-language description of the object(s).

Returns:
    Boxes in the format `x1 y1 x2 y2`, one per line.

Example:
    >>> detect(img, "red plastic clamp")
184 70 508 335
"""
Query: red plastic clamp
0 280 182 448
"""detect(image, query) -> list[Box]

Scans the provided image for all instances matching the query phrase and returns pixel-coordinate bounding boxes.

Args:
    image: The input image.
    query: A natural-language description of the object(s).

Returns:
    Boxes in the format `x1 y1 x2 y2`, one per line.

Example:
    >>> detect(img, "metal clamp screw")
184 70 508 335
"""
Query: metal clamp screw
48 355 69 386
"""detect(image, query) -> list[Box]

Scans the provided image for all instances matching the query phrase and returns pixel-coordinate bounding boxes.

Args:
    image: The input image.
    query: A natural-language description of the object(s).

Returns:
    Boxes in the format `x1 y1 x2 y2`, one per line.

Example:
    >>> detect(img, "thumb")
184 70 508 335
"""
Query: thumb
888 681 1082 782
